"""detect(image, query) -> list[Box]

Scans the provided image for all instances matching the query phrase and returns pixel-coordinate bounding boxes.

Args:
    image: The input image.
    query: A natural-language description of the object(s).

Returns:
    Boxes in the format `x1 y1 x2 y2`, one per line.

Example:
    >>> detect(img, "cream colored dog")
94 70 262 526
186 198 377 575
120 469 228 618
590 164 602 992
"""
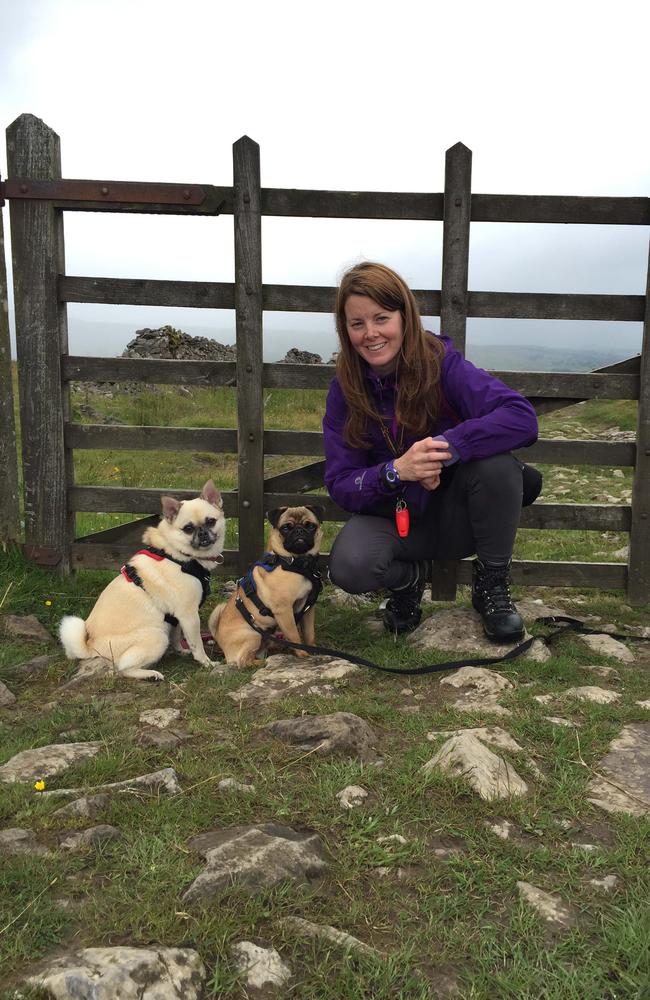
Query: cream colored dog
59 481 225 680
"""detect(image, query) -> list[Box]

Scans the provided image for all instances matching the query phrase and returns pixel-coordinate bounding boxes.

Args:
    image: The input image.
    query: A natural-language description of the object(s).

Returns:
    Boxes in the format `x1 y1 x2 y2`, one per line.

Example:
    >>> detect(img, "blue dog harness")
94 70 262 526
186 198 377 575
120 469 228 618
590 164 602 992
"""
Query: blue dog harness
235 551 322 634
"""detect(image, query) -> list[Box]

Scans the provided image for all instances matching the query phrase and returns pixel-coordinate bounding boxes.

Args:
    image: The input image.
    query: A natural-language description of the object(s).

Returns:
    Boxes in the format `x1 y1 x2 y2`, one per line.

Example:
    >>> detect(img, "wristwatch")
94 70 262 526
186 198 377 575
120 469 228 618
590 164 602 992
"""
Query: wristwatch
381 460 401 490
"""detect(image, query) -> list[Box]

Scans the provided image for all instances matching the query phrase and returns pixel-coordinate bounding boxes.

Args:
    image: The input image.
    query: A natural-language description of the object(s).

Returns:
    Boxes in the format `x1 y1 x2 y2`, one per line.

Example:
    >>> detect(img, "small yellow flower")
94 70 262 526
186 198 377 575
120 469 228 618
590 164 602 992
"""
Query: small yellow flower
34 780 46 791
113 466 120 473
44 599 52 607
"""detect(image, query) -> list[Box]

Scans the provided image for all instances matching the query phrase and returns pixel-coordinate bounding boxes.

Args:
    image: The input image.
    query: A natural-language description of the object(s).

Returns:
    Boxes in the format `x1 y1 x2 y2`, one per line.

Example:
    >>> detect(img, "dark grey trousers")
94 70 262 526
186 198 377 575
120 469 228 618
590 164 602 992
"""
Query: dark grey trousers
328 453 524 593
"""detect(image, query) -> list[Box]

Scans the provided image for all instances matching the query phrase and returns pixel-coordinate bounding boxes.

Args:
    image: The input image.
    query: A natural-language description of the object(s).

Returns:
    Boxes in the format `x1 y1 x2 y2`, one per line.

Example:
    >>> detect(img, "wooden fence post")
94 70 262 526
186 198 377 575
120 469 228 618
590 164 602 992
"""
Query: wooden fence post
233 136 264 571
431 142 473 600
6 114 74 571
0 202 21 547
627 240 650 604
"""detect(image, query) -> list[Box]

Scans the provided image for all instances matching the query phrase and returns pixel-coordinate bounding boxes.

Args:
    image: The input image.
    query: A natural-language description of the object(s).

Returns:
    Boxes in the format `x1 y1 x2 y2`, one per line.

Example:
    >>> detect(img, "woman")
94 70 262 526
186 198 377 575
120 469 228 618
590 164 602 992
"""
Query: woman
323 261 541 641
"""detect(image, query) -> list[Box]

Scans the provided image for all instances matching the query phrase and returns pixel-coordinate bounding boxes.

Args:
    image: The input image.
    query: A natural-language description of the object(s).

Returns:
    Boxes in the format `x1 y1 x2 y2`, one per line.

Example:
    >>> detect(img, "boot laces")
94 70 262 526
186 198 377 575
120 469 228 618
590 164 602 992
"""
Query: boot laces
479 568 515 615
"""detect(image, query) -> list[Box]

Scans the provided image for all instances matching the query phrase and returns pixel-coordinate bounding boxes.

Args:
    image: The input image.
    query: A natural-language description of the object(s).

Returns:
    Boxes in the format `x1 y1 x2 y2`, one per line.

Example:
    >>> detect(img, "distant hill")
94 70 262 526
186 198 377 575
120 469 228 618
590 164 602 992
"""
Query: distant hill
466 343 636 373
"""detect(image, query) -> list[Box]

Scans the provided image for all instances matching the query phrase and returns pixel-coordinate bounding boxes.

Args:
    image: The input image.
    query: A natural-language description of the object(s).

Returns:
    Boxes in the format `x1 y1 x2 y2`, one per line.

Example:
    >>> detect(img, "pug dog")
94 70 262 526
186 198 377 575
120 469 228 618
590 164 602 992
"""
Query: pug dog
59 480 226 681
209 505 324 668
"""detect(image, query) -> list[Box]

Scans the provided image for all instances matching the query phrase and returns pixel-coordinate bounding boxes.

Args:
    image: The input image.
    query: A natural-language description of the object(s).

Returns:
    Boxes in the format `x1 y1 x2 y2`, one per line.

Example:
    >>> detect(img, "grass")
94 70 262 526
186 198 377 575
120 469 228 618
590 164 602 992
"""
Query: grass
0 384 648 998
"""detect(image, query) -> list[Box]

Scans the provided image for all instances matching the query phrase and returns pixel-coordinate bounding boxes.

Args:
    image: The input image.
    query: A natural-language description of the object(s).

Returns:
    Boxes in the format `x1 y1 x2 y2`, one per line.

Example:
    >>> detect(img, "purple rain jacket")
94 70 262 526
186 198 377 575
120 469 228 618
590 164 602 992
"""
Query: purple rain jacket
323 334 539 516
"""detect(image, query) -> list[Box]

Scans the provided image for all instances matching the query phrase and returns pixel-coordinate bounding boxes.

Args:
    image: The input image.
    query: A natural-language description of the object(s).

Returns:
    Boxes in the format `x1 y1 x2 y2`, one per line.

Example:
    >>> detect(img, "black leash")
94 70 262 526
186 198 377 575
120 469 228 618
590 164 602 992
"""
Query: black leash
255 615 648 677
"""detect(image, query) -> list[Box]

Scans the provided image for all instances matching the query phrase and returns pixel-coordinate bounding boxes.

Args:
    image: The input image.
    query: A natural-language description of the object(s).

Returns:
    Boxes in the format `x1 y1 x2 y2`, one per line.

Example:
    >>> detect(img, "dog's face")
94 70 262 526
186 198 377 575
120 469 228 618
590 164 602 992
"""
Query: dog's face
267 505 324 557
159 480 226 564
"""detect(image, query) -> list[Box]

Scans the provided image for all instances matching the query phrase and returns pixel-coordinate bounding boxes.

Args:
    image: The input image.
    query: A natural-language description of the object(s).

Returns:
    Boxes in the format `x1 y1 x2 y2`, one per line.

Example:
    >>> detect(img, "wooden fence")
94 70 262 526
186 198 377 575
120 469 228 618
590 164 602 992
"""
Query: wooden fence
1 113 649 602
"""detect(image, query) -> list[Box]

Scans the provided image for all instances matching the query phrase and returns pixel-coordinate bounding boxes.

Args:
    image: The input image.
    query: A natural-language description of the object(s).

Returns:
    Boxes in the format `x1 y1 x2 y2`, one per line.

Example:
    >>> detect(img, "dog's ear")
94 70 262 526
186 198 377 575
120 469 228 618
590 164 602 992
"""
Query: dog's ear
305 504 325 524
266 506 287 528
161 495 182 522
201 479 223 509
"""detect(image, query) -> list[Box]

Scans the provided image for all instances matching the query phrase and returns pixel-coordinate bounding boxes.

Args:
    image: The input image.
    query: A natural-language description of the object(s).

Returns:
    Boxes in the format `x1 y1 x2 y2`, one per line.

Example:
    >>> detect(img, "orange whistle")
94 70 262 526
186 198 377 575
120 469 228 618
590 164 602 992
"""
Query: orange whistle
395 500 409 538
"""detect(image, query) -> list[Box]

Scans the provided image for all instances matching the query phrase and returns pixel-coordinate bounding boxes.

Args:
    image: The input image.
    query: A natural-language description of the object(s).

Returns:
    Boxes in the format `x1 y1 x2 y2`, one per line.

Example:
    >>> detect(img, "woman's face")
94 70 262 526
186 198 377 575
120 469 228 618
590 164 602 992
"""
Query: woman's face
344 294 404 375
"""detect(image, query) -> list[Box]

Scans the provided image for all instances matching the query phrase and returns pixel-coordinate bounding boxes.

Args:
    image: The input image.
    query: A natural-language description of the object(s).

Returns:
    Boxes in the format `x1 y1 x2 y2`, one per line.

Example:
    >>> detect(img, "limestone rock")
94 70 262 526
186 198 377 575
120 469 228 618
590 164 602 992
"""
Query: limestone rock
564 686 620 705
12 653 60 675
136 728 188 749
0 680 16 707
422 733 528 800
230 941 292 989
26 945 205 999
0 827 50 856
516 881 577 931
218 778 255 793
183 824 328 902
587 722 650 816
51 794 110 820
228 654 359 705
427 725 522 752
336 785 369 809
262 712 377 759
1 613 53 643
439 666 514 716
278 916 385 960
525 639 552 663
279 347 323 364
59 825 122 851
42 767 182 799
577 633 634 662
544 717 578 728
409 607 529 657
589 874 619 890
123 326 236 362
138 708 181 729
0 741 103 784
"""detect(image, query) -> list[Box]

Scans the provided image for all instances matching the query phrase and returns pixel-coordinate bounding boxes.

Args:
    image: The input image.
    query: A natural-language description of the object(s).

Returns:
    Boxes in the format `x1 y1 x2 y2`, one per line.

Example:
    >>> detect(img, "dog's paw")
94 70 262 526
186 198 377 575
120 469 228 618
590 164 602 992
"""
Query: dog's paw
147 671 165 682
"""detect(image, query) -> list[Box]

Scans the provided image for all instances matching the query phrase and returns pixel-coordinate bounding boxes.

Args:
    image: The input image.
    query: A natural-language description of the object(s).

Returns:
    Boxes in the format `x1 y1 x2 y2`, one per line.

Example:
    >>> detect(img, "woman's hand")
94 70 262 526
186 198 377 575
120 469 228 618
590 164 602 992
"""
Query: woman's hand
393 438 451 485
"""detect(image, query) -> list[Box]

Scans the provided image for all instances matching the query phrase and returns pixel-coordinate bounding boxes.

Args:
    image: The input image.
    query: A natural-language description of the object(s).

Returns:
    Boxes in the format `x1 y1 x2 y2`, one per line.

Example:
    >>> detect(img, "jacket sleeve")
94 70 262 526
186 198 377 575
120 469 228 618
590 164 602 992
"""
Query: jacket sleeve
322 380 394 513
440 342 538 460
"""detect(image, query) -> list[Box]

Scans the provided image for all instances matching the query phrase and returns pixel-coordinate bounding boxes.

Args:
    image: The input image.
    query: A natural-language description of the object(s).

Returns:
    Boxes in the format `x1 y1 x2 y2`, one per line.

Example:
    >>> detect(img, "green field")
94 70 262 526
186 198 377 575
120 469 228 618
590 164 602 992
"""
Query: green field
0 383 648 999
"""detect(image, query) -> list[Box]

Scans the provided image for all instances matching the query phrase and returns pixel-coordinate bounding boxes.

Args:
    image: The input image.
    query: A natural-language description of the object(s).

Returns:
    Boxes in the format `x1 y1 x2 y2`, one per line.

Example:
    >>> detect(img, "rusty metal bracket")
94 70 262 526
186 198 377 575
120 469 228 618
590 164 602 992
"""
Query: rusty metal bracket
23 544 63 567
0 177 207 206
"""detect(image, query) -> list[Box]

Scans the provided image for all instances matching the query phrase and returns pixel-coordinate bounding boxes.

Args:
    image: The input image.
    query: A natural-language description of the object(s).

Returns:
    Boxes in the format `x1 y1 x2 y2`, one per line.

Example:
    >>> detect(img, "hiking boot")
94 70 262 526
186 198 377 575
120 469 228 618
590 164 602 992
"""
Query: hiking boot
383 562 427 634
471 558 525 643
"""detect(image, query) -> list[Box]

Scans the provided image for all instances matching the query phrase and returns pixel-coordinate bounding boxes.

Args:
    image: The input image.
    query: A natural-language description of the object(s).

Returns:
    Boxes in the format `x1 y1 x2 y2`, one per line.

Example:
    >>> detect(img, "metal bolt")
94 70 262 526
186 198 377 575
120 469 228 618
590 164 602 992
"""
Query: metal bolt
242 500 251 508
245 285 253 296
246 364 252 373
243 192 251 204
248 433 254 442
182 189 191 200
19 183 28 194
645 448 650 456
455 198 462 207
100 186 109 196
641 512 648 520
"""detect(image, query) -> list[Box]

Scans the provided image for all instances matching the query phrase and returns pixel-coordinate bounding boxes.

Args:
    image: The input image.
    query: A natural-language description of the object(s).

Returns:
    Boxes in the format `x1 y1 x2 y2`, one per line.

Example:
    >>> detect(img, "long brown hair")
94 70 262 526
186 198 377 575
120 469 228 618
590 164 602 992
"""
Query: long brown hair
334 261 445 448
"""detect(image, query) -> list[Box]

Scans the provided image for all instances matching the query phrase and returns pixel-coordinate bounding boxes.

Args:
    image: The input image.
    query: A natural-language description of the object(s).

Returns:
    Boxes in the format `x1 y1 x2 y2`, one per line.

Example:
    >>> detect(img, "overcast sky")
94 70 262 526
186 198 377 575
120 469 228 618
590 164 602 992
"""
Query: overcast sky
1 0 648 361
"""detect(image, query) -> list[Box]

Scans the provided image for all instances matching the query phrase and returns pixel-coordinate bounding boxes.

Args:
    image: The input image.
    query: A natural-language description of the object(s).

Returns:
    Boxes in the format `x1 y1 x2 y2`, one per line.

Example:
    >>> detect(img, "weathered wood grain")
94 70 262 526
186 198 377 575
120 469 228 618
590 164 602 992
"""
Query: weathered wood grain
7 114 73 569
627 243 650 603
441 143 472 351
0 204 20 545
234 136 265 571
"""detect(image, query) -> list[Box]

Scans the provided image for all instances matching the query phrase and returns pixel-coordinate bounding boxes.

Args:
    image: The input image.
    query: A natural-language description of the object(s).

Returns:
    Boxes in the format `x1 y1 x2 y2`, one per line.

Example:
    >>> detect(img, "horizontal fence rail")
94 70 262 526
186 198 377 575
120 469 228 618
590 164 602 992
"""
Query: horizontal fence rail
60 276 646 323
5 175 649 225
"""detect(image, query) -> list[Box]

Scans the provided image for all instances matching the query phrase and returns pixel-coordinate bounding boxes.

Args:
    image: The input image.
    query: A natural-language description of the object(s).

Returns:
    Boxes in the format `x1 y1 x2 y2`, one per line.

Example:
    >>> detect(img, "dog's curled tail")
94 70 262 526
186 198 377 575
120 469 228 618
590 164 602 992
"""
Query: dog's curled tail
59 616 92 660
207 602 225 639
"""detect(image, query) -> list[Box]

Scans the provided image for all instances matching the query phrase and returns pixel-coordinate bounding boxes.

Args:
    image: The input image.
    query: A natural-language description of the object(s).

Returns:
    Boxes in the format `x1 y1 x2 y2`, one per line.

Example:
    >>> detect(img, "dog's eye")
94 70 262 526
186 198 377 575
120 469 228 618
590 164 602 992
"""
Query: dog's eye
306 522 317 532
182 524 194 534
205 518 217 528
280 523 293 534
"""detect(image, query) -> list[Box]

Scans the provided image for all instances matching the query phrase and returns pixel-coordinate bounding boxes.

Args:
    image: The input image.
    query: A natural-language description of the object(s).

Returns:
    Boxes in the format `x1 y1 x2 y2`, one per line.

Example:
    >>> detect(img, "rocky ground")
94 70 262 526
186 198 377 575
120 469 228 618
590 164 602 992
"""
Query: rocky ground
0 588 649 999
